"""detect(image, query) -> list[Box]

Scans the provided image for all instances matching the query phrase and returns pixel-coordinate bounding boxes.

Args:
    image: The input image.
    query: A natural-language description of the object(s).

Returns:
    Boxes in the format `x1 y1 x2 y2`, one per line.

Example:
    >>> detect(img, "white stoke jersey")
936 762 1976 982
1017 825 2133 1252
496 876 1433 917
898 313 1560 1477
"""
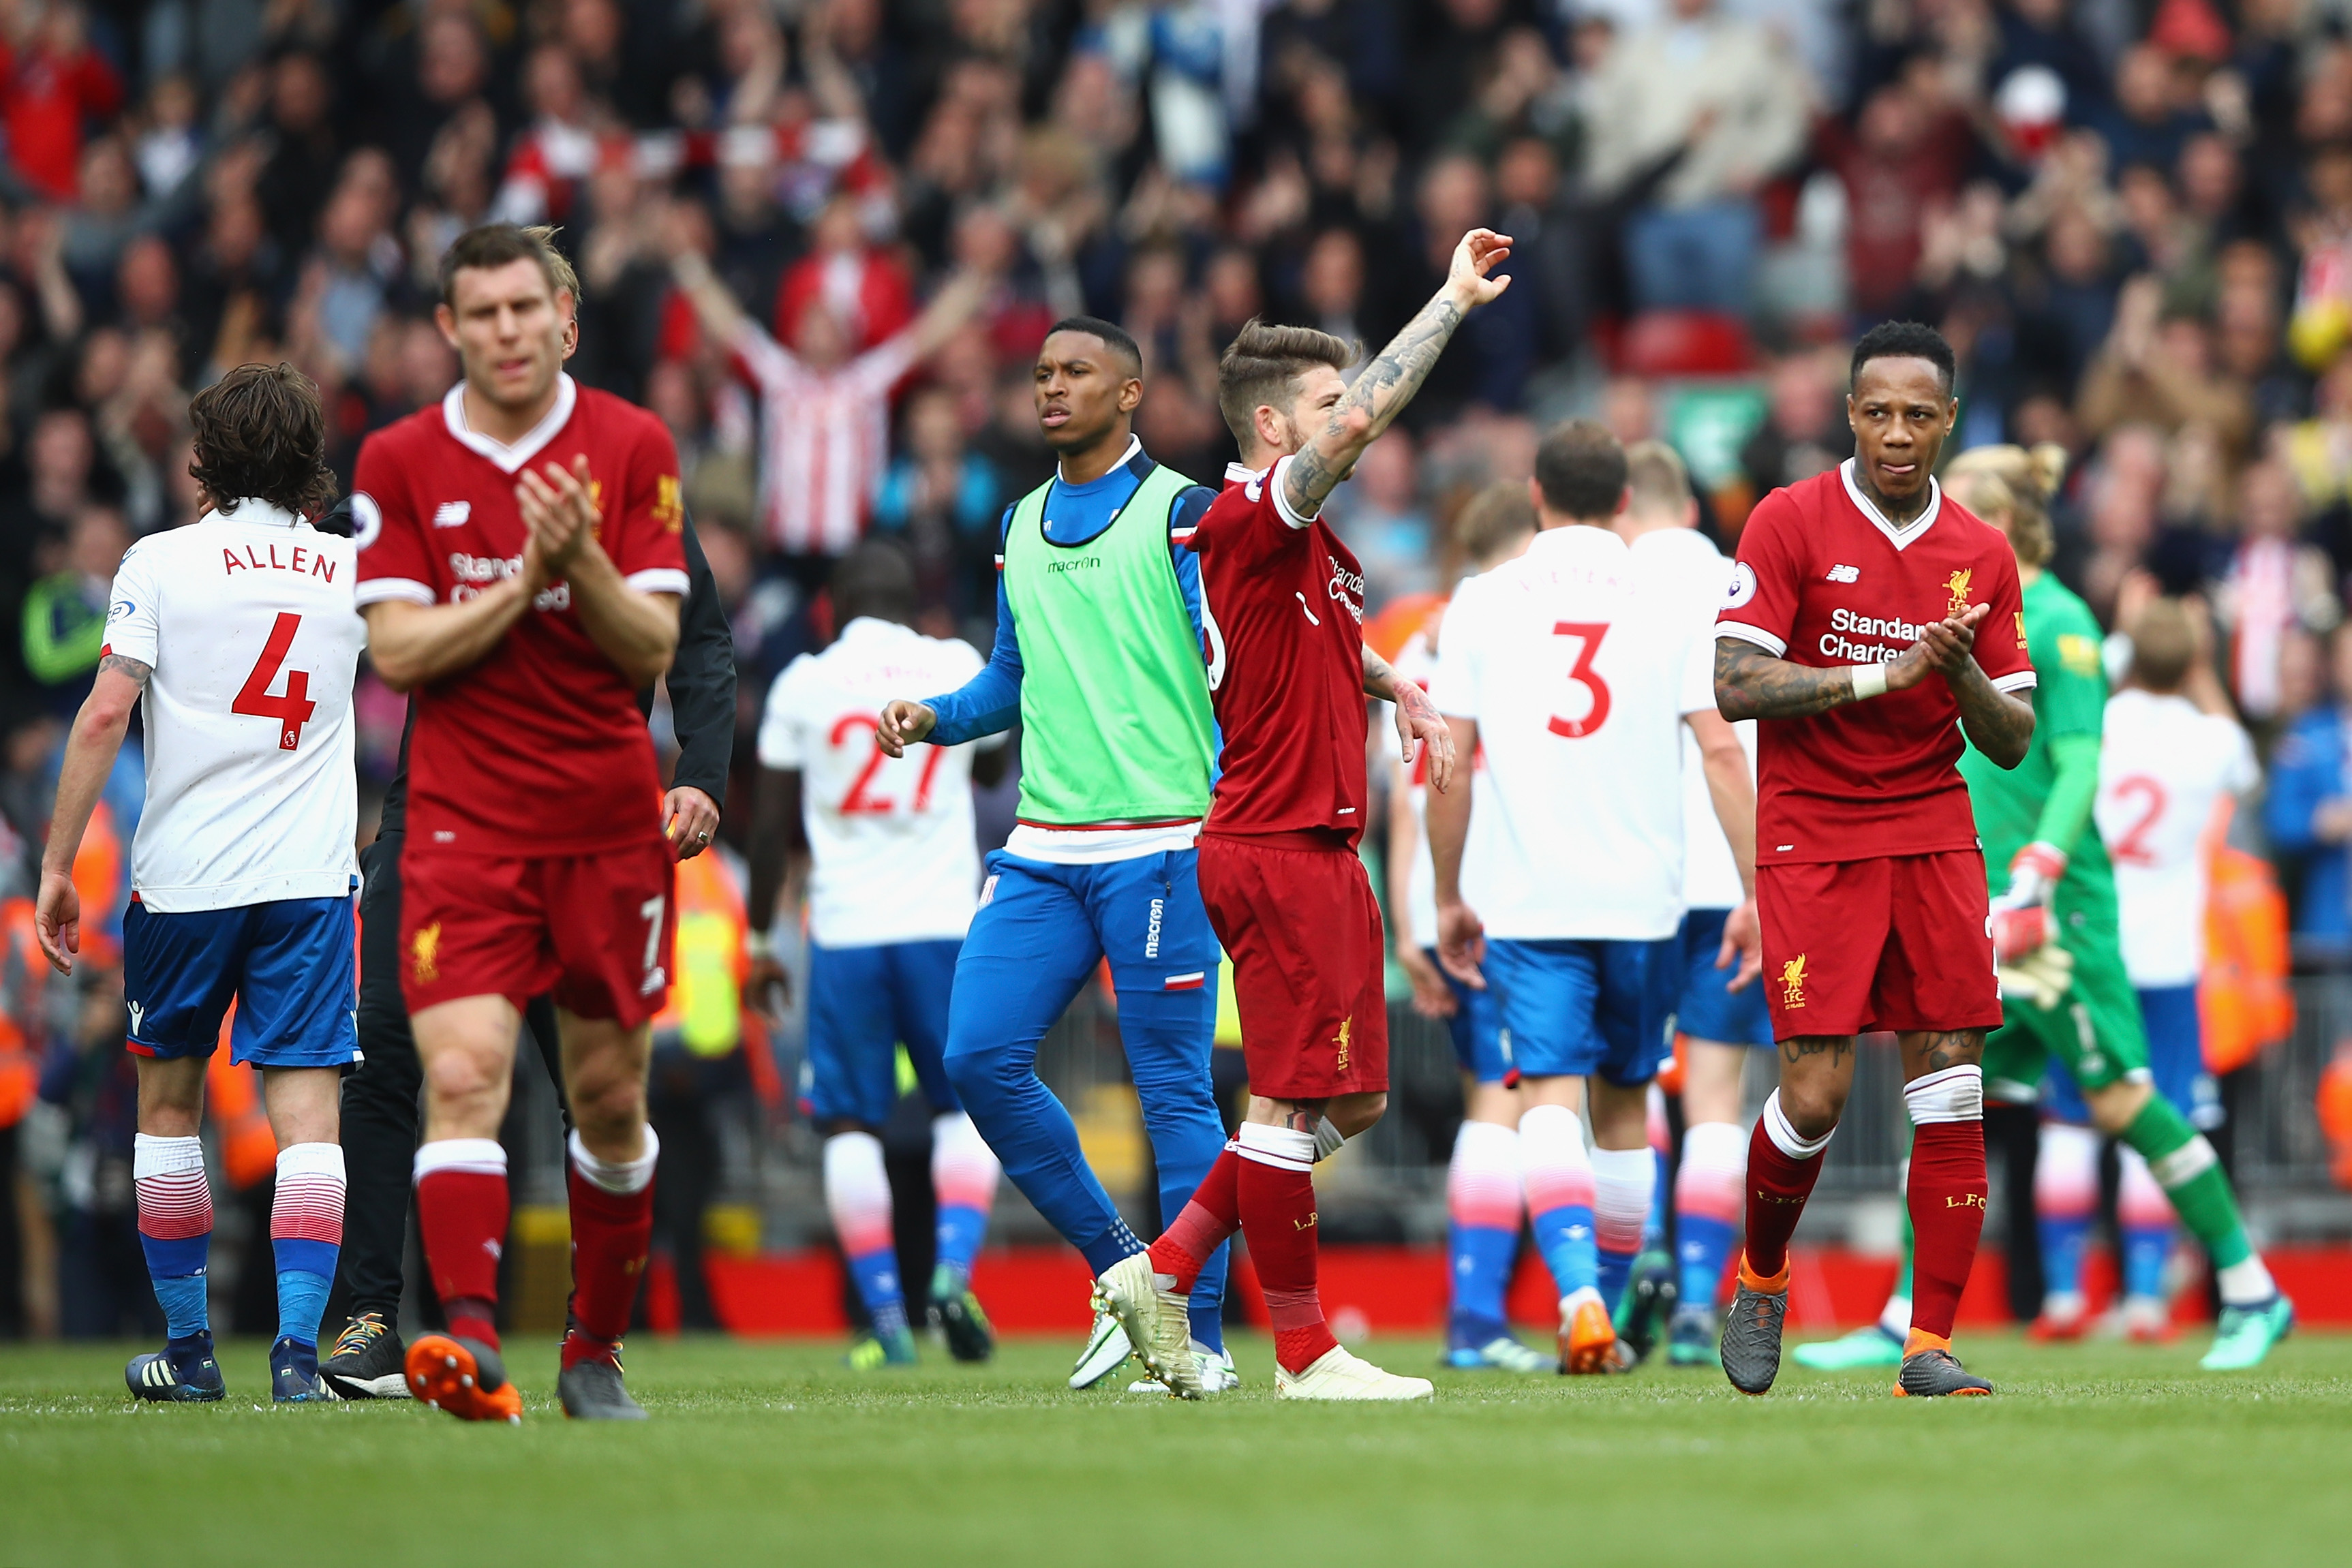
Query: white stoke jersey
1392 619 1494 949
1429 525 1716 941
2096 688 2259 987
757 617 1004 947
103 502 364 912
1633 527 1755 912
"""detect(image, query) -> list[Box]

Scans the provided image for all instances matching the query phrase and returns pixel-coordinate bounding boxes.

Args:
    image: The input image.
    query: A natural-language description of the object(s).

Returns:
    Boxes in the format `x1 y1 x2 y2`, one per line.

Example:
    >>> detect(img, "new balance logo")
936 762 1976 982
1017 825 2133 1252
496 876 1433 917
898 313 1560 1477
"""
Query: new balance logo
128 1001 144 1034
641 966 667 996
433 502 472 527
1827 564 1859 583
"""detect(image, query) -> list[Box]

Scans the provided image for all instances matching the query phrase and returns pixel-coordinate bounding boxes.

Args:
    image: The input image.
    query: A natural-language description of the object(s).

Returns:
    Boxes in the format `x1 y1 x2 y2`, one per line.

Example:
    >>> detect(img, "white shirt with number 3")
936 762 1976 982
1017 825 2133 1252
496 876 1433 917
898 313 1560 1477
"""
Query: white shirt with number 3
758 616 1004 947
1428 525 1716 941
2096 688 2259 988
103 501 364 912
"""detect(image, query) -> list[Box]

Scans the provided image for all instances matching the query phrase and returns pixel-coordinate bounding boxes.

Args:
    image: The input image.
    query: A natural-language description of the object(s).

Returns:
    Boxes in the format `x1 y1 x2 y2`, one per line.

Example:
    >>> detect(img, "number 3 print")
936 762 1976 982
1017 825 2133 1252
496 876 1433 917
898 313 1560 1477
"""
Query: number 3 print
1548 621 1611 738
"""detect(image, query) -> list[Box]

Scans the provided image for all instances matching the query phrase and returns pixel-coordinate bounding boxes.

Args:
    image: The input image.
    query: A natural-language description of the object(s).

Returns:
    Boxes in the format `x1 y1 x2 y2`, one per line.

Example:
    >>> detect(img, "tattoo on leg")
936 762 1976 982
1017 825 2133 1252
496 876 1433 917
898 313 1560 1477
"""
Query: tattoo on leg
1780 1036 1851 1068
1917 1030 1984 1073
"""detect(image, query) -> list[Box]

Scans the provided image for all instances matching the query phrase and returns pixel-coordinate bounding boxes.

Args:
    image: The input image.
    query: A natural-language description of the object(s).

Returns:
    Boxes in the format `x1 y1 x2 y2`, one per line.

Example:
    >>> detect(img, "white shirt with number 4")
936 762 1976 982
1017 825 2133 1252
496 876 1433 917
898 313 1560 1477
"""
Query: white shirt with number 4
758 617 1005 947
2096 688 2259 988
103 500 364 912
1429 525 1716 942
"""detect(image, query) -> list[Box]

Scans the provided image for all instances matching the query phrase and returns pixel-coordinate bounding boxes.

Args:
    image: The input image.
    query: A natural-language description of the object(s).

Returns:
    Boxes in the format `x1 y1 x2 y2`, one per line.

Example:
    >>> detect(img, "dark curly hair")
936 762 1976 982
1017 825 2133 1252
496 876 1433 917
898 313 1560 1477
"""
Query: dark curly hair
187 363 337 518
1850 320 1957 398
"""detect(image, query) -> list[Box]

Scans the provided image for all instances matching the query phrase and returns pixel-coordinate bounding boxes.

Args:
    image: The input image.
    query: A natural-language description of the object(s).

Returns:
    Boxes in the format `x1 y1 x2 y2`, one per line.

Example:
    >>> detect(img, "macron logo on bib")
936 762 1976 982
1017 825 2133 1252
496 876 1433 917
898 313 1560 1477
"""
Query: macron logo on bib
433 502 472 528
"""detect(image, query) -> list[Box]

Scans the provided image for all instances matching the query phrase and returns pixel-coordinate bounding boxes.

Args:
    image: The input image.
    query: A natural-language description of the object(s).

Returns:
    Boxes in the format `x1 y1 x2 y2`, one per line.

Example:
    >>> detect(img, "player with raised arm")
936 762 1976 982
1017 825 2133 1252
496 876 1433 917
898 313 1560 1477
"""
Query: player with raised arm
1711 322 2036 1399
35 364 361 1404
746 541 1008 1368
1426 421 1761 1377
1611 440 1771 1368
1385 481 1548 1374
1118 234 1504 1402
874 318 1242 1393
353 223 689 1422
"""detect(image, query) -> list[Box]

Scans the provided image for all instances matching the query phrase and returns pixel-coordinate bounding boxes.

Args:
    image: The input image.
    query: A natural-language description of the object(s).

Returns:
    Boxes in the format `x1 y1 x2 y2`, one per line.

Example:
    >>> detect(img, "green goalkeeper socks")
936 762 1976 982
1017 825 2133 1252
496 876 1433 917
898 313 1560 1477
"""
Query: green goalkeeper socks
2122 1096 2252 1271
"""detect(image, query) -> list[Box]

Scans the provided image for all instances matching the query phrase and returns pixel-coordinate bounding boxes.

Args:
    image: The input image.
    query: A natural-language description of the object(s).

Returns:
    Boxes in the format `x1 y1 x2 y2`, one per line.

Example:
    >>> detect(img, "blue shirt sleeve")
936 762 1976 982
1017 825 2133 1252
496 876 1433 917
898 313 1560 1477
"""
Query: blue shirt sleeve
1169 485 1213 649
923 504 1025 743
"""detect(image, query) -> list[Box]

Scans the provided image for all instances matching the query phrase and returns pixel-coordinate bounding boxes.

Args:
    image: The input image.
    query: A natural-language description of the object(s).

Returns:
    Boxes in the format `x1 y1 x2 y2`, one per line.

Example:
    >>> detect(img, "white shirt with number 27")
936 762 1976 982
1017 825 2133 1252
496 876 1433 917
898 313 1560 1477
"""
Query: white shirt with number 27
759 617 1007 948
102 500 364 912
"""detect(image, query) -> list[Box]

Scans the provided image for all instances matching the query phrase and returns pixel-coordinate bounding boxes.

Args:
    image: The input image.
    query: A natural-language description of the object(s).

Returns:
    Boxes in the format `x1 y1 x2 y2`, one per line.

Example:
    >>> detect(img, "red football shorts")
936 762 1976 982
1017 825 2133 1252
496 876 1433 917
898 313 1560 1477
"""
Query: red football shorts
397 840 677 1029
1197 832 1388 1101
1754 850 2000 1041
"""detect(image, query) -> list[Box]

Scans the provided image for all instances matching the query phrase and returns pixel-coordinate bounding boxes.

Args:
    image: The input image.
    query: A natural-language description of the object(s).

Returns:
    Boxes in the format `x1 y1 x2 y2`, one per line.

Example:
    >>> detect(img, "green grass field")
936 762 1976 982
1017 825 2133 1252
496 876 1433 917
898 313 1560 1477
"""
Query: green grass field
3 1331 2345 1567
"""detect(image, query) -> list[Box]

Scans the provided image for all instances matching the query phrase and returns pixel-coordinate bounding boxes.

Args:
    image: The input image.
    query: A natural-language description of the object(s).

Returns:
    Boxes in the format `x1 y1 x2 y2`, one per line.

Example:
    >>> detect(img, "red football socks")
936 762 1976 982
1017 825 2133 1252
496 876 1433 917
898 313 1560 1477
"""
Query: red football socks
1743 1096 1830 1280
1234 1127 1337 1374
1147 1143 1241 1294
1907 1119 1988 1341
415 1143 510 1351
564 1133 658 1369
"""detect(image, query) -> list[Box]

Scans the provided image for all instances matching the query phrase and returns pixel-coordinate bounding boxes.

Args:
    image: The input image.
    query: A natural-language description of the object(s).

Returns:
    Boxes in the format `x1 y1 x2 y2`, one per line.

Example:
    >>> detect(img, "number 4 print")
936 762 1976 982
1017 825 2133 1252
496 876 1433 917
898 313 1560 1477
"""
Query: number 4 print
233 612 316 750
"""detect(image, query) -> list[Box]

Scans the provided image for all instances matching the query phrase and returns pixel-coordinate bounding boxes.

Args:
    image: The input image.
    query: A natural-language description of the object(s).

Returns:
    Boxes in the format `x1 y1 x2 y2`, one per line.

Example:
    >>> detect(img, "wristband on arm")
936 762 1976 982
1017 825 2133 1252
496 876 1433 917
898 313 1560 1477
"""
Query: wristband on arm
1850 665 1888 701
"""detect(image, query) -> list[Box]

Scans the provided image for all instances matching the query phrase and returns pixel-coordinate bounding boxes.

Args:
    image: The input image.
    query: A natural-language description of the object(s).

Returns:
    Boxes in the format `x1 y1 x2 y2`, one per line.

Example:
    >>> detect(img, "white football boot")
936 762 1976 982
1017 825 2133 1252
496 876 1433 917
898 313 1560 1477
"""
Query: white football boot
1069 1287 1135 1389
1275 1345 1434 1401
1129 1340 1240 1394
1099 1253 1201 1399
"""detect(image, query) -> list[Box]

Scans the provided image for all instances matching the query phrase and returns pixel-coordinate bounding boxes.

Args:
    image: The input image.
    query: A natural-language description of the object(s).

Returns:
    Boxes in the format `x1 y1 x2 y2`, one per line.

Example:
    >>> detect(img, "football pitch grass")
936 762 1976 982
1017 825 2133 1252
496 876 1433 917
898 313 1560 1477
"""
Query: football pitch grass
3 1332 2347 1567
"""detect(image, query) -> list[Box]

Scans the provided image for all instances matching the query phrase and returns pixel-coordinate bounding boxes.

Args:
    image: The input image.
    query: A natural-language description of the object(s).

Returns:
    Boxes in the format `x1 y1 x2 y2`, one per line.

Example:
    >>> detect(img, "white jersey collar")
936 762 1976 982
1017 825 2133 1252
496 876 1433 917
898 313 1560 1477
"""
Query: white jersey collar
209 499 303 528
442 373 578 474
1839 457 1941 552
1527 522 1628 557
1057 433 1142 485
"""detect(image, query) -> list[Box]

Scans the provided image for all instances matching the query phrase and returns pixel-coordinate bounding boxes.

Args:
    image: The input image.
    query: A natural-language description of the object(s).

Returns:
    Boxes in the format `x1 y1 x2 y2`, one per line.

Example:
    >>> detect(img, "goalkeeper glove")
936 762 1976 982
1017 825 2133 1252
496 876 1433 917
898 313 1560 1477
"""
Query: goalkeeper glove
1989 841 2067 963
1998 941 2076 1011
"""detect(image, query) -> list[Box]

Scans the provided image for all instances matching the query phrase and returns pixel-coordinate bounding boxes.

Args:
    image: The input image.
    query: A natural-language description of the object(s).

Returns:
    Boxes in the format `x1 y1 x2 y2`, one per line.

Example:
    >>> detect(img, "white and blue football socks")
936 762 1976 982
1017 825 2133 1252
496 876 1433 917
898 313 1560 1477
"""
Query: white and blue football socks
134 1133 213 1345
1519 1104 1598 1300
1445 1120 1521 1348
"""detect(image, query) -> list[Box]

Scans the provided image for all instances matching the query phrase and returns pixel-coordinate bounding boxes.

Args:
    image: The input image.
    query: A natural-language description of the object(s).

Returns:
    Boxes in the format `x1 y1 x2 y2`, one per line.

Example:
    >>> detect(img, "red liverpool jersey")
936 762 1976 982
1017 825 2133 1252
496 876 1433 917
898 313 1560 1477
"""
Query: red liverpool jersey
1191 457 1371 846
1717 461 2035 865
353 375 690 855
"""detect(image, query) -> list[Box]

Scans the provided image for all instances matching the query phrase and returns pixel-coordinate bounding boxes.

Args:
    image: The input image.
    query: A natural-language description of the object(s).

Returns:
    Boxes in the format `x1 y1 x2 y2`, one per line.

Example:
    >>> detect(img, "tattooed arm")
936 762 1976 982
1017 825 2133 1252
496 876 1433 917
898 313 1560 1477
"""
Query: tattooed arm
1715 604 2034 763
1364 643 1456 793
1282 229 1514 521
34 653 151 973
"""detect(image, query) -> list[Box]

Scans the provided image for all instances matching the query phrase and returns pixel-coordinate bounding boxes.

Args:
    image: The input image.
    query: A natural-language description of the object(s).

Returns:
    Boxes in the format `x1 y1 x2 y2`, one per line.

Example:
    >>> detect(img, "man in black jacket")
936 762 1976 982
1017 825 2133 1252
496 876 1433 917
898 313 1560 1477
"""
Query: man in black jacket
319 510 736 1399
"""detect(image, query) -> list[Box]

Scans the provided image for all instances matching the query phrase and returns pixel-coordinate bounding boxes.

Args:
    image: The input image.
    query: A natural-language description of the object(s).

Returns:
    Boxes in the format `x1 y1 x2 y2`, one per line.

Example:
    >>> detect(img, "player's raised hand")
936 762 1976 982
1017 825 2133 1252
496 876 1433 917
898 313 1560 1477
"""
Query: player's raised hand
877 698 937 757
33 870 79 975
1435 897 1488 989
1445 228 1514 309
1717 896 1763 992
516 455 598 572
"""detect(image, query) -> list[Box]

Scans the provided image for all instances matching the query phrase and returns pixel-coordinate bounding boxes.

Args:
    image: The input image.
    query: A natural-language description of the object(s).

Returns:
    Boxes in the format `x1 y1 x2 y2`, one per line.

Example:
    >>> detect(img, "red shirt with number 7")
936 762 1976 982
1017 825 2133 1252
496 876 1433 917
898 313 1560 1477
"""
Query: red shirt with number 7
353 375 690 855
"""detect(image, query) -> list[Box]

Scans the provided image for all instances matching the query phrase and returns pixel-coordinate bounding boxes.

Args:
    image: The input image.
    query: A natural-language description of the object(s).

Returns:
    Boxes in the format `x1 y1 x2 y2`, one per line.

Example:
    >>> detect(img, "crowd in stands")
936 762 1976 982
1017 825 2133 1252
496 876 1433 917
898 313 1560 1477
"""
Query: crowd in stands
14 0 2352 1334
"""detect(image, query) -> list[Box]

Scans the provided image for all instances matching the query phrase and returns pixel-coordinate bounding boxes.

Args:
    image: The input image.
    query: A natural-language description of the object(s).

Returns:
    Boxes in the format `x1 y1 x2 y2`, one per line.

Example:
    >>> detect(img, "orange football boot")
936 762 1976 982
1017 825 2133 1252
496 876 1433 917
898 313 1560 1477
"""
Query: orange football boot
405 1332 524 1423
1559 1295 1621 1374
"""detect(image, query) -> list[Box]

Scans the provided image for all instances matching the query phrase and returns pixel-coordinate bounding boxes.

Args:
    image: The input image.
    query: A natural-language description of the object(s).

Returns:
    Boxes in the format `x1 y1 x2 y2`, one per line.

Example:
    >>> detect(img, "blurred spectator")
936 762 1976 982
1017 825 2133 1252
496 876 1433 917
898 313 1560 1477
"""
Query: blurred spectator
2217 459 2342 720
870 384 1004 626
1740 348 1851 497
1 1 123 202
1581 0 1810 313
2266 626 2352 952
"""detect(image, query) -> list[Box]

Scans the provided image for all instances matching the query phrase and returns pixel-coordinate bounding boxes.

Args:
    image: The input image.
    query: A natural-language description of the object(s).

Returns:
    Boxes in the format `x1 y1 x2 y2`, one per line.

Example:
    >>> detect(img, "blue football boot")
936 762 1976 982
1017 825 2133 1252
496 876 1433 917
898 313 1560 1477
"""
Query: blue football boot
127 1331 226 1403
271 1336 331 1402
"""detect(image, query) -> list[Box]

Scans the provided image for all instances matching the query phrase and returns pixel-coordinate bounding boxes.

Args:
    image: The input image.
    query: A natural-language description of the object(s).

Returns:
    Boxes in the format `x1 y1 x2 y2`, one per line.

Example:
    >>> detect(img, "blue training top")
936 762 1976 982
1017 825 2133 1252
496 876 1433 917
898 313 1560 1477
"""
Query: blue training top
923 441 1215 744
